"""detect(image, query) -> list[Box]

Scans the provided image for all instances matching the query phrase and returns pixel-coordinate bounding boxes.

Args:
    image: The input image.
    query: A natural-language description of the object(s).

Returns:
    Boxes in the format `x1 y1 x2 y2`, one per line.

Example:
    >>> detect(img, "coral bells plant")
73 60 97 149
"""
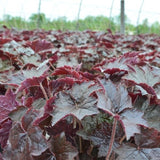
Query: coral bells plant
0 27 160 159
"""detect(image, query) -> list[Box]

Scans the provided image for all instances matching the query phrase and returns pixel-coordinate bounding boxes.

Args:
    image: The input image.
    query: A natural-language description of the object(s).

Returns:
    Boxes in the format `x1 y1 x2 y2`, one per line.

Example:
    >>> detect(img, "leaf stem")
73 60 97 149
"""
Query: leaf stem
79 136 82 153
106 117 117 160
119 134 126 144
49 61 55 71
40 82 49 101
47 77 53 98
73 117 77 129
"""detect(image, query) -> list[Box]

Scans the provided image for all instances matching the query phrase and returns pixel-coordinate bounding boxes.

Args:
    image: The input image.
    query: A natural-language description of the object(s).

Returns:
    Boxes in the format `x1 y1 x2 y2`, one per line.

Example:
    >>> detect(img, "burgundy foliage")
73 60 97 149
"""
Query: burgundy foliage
0 27 160 159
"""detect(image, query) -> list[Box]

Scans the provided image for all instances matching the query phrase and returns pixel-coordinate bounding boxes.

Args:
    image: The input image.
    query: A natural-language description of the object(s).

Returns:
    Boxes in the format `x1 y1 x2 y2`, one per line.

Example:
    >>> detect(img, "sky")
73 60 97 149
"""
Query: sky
0 0 160 25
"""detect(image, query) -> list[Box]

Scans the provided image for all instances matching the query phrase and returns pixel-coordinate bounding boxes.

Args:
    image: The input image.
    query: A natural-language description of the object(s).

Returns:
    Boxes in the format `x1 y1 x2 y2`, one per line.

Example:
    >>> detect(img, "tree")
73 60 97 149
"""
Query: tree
2 15 26 29
120 0 125 34
29 13 48 23
137 19 150 34
150 21 160 34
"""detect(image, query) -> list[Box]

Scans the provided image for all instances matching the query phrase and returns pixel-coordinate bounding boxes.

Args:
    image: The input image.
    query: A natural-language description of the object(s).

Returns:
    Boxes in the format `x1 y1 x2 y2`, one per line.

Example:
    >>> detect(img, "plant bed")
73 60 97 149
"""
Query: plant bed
0 27 160 160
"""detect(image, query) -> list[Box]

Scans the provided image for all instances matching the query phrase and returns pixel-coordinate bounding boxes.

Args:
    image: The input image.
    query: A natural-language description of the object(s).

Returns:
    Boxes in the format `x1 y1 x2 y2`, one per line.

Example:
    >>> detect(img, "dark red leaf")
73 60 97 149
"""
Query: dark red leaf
56 55 79 68
49 54 58 64
0 71 25 87
97 79 133 115
0 119 12 148
46 118 79 138
33 97 56 126
21 108 39 131
134 126 160 148
49 77 81 96
123 65 160 95
50 81 100 126
99 41 114 48
0 153 3 160
32 149 55 160
120 109 148 140
3 109 48 159
0 38 11 45
17 76 46 92
115 143 160 160
79 71 98 80
97 79 148 140
9 106 28 122
48 132 78 160
23 97 33 107
142 104 160 132
0 89 18 123
1 28 160 159
93 56 130 73
52 65 81 79
27 39 53 53
0 58 13 72
77 115 124 158
16 64 48 92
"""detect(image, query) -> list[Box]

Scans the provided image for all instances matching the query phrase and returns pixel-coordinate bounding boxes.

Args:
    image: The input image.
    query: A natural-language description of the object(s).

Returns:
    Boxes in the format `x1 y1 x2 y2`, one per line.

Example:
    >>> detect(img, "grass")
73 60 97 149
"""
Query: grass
1 14 160 35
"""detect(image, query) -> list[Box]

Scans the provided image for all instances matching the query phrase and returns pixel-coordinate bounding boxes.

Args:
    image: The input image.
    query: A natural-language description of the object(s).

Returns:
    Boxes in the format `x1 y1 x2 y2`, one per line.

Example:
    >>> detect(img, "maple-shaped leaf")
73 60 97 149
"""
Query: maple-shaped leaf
21 108 39 131
0 71 26 87
133 95 160 131
1 63 48 90
0 119 12 148
22 63 48 79
52 65 81 79
93 56 130 73
79 71 98 80
123 65 160 95
46 118 79 138
120 109 148 140
44 116 79 151
17 75 46 92
115 143 160 160
77 115 124 158
99 41 114 48
16 64 49 92
57 55 79 68
142 104 160 132
48 132 78 160
97 79 133 115
21 54 41 66
0 58 13 72
50 81 100 125
134 126 160 148
2 40 26 56
33 97 55 126
78 124 112 158
0 89 18 124
97 79 147 140
9 106 28 122
49 77 77 96
26 86 45 101
27 39 53 53
3 109 48 159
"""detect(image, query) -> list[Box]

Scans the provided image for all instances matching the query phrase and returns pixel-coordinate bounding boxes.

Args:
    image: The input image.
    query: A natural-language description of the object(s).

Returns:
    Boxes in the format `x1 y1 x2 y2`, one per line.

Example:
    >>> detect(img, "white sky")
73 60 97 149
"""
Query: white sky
0 0 160 25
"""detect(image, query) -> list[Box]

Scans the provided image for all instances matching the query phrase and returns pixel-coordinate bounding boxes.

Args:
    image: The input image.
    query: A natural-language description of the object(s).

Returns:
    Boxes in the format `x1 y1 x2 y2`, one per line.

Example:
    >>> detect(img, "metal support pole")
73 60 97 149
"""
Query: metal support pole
37 0 42 28
76 0 83 30
109 0 115 29
120 0 125 34
137 0 144 34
